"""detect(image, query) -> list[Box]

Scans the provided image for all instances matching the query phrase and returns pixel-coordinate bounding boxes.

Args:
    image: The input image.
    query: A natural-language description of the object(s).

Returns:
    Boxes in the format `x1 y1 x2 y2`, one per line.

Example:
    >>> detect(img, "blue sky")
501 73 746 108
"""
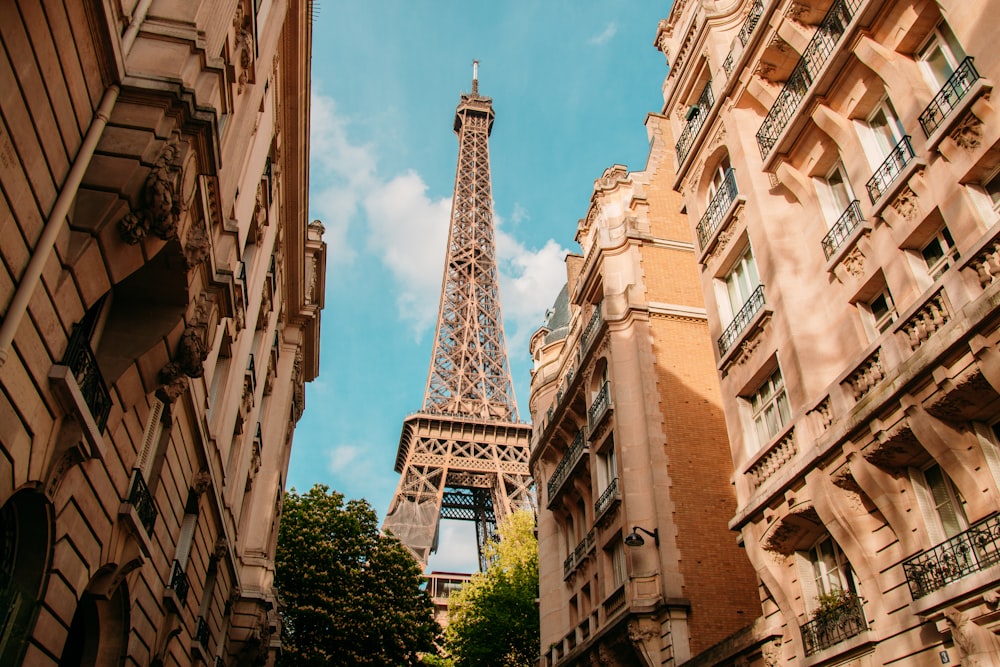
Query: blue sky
288 1 673 571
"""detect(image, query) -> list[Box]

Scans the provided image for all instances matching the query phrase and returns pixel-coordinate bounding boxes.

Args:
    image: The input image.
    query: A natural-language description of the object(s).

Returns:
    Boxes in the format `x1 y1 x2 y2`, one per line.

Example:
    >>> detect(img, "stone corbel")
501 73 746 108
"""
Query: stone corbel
773 159 816 206
970 335 1000 396
119 140 185 244
901 395 998 520
812 103 858 156
844 446 921 556
853 36 911 106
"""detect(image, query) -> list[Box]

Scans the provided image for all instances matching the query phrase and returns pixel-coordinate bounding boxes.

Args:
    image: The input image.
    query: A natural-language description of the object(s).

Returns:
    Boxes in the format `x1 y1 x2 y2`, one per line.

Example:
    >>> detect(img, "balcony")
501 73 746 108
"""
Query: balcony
546 430 588 507
718 285 765 356
594 477 620 520
800 593 867 656
675 80 714 166
603 583 626 616
580 304 603 352
919 57 981 137
756 0 861 158
165 560 189 611
126 469 158 535
722 0 765 78
62 323 112 432
588 382 611 427
865 136 915 205
821 200 864 260
563 528 596 579
195 616 210 647
902 513 1000 599
695 168 738 251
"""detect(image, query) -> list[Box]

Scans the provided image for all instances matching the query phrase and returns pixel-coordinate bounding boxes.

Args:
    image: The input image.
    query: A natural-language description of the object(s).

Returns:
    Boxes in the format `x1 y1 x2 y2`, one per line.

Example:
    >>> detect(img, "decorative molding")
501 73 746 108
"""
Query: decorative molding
119 140 185 244
889 185 919 222
951 111 984 151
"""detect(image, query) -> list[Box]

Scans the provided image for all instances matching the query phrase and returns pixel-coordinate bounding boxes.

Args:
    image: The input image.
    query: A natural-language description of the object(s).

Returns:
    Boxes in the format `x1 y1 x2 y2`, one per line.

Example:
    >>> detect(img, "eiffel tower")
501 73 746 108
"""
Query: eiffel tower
384 63 533 570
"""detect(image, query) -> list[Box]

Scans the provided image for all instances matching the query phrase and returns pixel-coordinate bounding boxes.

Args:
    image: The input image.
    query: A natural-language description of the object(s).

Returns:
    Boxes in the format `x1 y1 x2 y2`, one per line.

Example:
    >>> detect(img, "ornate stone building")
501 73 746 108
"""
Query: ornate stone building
656 0 1000 664
0 0 325 665
528 119 761 665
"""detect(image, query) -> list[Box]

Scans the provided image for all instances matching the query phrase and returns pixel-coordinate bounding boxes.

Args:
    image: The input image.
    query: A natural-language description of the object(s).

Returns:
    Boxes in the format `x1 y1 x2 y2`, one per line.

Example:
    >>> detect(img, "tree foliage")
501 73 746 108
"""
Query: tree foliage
275 484 440 666
445 510 539 666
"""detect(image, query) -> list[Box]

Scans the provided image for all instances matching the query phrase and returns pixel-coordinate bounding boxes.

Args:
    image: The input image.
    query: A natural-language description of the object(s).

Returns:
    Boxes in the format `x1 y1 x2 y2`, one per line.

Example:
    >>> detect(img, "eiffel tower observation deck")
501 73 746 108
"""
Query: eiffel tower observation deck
383 63 533 570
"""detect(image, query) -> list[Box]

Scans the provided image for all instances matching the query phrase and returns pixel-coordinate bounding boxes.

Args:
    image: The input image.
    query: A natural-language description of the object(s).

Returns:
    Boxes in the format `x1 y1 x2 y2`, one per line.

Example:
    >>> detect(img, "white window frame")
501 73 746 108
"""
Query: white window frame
818 161 857 226
860 97 905 168
911 463 969 544
917 22 966 90
747 367 790 450
609 539 627 590
860 286 897 339
919 226 958 280
717 245 760 324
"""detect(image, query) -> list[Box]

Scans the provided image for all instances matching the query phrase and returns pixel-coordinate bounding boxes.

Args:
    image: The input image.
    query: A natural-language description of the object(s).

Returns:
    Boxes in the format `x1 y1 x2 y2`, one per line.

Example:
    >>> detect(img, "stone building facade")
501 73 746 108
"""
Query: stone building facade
656 0 1000 663
0 0 325 665
528 117 760 666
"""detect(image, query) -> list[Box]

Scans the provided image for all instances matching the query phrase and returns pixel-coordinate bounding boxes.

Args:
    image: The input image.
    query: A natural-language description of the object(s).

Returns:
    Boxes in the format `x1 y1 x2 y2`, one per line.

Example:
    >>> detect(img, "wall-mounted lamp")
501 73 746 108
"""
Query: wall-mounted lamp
624 526 659 548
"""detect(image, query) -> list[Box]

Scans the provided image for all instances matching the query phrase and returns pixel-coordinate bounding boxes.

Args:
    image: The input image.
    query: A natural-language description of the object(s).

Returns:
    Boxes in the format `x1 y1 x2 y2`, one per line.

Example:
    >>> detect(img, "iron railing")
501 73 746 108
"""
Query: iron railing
547 430 588 503
756 0 860 157
723 0 765 76
588 382 610 425
676 80 715 165
595 477 620 518
126 468 158 535
718 284 766 356
821 200 864 259
581 304 603 350
695 168 738 250
167 560 189 606
866 136 915 204
604 584 626 615
902 513 1000 599
563 529 596 578
801 594 867 656
62 324 112 432
919 57 981 137
195 616 210 646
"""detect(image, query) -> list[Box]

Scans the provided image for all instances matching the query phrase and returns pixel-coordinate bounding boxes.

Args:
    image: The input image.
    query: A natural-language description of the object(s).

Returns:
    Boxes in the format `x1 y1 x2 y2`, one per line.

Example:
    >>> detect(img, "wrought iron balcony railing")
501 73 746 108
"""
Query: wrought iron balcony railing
902 513 1000 599
563 528 596 579
821 200 864 259
167 560 190 606
723 0 765 77
594 477 620 518
588 382 610 425
718 284 766 356
126 468 158 535
675 80 715 165
62 324 112 432
756 0 860 158
801 593 867 656
581 303 603 351
195 616 210 647
865 136 915 204
919 57 981 137
547 430 588 503
695 168 738 250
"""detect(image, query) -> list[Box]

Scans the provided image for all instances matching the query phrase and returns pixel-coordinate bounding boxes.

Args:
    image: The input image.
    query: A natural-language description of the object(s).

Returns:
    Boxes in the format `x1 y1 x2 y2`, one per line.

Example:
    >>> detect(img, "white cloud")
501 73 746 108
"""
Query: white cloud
362 171 452 337
588 22 618 45
497 228 569 355
327 442 398 508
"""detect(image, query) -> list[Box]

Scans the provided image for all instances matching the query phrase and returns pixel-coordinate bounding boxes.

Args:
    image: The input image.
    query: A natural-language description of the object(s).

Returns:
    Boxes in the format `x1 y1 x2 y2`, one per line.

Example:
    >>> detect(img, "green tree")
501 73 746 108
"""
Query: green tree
445 510 539 667
275 484 440 666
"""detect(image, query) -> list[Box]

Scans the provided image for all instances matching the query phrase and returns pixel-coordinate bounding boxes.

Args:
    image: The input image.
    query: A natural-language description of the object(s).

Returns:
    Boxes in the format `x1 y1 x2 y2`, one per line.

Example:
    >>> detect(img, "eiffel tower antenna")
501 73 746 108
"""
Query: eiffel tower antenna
383 65 533 571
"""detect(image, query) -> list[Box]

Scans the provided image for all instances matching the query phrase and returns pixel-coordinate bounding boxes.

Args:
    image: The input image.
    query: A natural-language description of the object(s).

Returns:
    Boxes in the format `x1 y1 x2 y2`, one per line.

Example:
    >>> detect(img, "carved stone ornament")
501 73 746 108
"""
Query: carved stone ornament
213 536 228 560
235 6 255 96
627 618 658 644
761 638 782 667
840 245 866 277
951 112 985 151
735 335 761 365
119 141 184 244
944 606 1000 666
156 369 189 404
784 1 810 23
184 214 210 269
890 186 919 222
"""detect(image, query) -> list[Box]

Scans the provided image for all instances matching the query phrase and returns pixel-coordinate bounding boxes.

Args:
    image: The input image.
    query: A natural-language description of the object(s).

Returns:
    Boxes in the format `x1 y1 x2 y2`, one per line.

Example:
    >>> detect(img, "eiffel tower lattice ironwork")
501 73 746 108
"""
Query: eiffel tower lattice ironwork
383 63 533 570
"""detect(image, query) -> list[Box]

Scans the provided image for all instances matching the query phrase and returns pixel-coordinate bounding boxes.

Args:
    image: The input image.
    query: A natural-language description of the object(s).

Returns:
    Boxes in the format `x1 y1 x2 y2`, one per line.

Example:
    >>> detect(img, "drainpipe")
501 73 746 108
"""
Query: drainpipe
0 1 153 368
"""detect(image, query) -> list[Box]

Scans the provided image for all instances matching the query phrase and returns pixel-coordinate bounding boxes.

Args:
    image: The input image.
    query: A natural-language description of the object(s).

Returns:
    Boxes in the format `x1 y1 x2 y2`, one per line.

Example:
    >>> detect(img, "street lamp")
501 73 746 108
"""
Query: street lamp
624 526 659 548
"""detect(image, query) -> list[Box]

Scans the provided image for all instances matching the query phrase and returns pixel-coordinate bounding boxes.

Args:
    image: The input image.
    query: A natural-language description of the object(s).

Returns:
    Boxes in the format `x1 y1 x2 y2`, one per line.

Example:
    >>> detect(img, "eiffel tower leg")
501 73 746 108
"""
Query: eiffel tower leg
383 463 446 567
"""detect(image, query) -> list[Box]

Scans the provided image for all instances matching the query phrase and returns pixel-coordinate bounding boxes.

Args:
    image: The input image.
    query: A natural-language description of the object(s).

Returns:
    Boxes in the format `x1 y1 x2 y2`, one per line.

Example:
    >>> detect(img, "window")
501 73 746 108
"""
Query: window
748 367 790 447
597 443 616 492
862 287 897 336
707 156 733 203
610 539 626 590
916 463 968 542
918 22 966 90
984 170 1000 211
722 246 760 321
823 162 856 219
866 97 905 159
920 226 958 280
808 535 855 597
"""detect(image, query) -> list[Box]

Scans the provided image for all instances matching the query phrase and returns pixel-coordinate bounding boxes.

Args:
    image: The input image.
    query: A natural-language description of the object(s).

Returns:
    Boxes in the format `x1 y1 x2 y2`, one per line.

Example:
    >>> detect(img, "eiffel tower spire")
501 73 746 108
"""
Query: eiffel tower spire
384 65 532 570
422 61 518 422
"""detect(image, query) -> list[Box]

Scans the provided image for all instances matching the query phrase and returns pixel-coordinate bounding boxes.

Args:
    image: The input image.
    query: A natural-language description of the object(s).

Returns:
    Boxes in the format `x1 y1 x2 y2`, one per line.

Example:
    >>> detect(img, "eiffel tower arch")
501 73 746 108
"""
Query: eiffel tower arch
383 64 533 570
